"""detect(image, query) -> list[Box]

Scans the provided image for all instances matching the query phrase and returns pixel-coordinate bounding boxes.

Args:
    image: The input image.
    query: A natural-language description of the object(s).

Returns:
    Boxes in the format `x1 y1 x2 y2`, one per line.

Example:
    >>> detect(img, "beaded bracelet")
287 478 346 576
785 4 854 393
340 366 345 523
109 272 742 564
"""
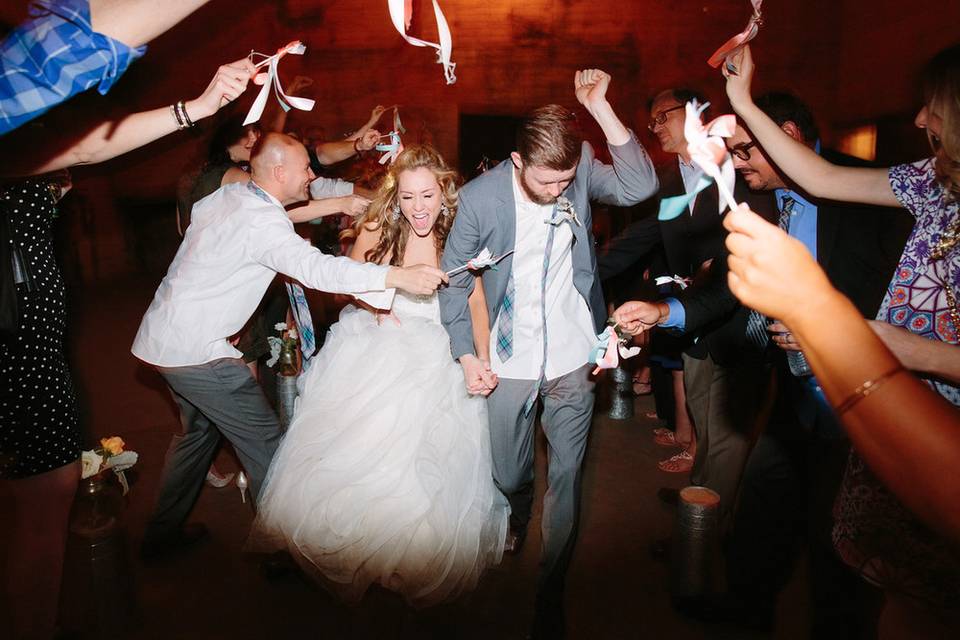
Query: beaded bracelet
835 365 906 415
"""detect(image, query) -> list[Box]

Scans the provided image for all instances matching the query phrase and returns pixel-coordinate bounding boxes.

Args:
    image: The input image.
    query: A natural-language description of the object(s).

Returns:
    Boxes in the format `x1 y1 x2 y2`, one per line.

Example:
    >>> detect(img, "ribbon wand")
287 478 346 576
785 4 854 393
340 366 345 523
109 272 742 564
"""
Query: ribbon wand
446 248 515 277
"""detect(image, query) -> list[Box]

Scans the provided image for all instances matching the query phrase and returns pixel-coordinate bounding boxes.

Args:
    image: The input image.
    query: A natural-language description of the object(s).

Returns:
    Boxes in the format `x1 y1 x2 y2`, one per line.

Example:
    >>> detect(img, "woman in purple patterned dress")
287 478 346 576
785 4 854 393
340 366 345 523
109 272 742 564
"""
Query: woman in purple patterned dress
723 43 960 634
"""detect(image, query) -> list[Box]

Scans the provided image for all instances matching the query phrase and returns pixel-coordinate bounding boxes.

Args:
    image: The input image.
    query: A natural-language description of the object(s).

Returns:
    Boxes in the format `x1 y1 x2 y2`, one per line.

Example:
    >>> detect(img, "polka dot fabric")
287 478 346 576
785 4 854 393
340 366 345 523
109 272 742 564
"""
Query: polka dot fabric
0 178 81 479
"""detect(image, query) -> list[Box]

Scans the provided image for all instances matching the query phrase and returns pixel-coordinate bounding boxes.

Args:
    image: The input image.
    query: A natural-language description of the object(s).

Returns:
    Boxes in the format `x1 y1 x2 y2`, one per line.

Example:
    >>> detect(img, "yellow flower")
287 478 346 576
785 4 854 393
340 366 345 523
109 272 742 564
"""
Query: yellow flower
100 436 125 456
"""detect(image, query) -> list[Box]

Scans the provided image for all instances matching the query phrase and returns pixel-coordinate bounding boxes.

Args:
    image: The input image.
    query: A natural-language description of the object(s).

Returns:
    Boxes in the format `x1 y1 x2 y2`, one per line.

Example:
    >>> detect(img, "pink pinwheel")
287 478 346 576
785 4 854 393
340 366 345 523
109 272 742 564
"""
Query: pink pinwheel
683 100 739 213
708 0 763 72
590 326 641 375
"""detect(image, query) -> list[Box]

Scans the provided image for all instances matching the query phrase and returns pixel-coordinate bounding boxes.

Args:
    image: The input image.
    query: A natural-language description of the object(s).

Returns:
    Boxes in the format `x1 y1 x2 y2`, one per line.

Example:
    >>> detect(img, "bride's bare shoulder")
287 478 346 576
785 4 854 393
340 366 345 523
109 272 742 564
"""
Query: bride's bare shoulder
349 222 388 262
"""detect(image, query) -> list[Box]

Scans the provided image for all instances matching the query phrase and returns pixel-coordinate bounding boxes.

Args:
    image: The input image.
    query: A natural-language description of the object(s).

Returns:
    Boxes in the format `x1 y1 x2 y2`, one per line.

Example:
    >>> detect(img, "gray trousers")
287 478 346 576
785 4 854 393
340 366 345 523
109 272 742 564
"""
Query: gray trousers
144 358 283 542
682 352 769 525
487 364 595 609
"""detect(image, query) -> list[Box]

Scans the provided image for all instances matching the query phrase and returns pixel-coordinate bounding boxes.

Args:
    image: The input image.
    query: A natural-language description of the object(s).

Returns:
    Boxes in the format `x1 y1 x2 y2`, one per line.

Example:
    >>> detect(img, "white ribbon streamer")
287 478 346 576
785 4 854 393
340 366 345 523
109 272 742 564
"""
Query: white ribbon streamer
244 41 316 126
388 0 457 84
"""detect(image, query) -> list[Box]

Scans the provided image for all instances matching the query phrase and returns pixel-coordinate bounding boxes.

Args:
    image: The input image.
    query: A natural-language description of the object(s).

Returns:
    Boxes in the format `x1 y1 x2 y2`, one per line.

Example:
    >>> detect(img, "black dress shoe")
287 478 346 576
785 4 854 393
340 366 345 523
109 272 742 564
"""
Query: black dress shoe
140 523 209 562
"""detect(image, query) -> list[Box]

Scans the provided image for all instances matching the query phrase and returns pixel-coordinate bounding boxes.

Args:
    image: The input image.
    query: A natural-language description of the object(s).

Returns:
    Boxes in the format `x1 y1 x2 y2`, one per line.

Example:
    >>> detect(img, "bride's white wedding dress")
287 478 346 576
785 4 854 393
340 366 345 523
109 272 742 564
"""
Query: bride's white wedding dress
248 290 509 606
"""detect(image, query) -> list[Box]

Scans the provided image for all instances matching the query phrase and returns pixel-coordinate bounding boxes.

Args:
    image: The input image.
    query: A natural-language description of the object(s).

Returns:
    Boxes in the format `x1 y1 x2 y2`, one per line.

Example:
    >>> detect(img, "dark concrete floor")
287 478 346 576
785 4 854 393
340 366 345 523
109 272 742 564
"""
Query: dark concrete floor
62 276 809 640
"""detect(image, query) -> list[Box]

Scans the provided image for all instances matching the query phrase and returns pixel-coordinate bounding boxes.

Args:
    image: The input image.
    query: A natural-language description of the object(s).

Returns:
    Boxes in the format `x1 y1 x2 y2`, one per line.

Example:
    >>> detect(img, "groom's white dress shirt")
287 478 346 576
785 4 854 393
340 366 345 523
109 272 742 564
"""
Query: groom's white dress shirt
487 171 596 381
132 181 389 368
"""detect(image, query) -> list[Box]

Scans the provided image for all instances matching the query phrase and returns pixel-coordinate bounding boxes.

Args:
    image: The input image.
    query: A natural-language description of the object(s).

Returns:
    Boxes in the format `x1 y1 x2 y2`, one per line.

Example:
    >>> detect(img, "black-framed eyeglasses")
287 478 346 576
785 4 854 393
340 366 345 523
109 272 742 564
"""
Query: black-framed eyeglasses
647 105 684 131
729 140 758 161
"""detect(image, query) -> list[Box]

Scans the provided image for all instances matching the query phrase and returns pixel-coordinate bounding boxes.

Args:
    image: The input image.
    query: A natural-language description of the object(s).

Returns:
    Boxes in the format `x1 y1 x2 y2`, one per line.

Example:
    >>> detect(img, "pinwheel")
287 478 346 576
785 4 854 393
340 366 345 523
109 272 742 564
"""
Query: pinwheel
388 0 457 84
244 41 316 126
446 247 515 276
684 100 739 212
590 325 641 375
707 0 763 74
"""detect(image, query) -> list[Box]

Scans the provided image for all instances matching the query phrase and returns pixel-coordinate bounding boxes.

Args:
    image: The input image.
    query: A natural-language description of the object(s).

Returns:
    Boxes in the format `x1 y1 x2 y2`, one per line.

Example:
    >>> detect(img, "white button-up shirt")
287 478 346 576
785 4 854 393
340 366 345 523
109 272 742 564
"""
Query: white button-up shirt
132 181 389 367
488 170 597 380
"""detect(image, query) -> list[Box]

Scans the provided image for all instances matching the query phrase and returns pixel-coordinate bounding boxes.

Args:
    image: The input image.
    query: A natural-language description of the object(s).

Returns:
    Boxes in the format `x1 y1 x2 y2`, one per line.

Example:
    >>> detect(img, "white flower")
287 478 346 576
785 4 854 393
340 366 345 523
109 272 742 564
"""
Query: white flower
554 196 581 226
274 322 287 332
81 450 104 479
288 328 298 340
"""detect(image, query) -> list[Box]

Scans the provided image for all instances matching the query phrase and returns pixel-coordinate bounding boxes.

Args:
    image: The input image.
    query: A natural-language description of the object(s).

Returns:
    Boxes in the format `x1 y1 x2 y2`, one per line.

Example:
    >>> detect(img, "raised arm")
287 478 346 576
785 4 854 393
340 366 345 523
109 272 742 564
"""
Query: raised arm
3 58 258 177
724 204 960 542
724 46 896 207
315 129 380 165
574 69 658 205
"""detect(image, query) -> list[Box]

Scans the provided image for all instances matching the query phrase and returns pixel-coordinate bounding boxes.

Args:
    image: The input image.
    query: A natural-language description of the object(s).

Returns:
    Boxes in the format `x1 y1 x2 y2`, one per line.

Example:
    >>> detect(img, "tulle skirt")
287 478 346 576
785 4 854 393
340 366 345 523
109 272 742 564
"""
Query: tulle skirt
248 305 508 607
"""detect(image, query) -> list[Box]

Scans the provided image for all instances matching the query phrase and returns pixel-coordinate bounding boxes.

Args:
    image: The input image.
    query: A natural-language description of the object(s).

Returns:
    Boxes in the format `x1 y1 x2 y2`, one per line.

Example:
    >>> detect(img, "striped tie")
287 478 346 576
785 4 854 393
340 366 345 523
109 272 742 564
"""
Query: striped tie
744 196 795 348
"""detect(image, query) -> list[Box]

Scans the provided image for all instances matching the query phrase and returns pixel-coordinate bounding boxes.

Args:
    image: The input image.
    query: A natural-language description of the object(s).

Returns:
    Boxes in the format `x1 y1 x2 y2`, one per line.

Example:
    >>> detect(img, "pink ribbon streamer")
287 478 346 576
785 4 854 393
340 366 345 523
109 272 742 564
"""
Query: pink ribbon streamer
707 0 763 70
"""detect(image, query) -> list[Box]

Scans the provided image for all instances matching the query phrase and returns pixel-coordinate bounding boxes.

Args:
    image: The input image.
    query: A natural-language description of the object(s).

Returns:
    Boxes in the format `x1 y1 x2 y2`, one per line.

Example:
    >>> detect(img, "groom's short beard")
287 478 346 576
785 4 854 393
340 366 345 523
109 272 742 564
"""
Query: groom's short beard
518 167 558 206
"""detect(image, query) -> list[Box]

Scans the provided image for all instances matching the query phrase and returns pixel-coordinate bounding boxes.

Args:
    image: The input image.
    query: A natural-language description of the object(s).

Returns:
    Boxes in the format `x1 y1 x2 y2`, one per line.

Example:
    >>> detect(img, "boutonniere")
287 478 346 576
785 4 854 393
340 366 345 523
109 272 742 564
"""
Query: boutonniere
553 196 581 227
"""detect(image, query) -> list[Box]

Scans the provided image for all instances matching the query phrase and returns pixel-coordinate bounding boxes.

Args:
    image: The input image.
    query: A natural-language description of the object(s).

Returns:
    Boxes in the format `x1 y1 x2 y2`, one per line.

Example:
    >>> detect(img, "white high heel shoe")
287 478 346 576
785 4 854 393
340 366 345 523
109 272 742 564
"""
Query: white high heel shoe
237 471 249 503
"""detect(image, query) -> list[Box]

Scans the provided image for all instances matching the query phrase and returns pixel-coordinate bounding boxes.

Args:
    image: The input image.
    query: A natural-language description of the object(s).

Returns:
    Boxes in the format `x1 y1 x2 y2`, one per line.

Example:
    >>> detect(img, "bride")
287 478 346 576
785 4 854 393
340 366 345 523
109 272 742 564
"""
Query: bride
248 145 509 606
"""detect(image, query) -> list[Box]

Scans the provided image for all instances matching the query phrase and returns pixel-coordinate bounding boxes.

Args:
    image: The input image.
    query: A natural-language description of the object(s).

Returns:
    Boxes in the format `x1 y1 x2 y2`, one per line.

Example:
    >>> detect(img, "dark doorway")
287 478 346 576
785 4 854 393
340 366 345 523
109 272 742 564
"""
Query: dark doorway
458 113 523 180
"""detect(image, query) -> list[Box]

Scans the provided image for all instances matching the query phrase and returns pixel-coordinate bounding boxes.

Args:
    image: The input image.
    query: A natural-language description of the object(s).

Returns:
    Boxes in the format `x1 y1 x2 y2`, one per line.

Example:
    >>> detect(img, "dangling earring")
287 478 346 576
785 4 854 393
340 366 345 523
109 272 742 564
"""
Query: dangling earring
390 201 400 222
440 202 451 218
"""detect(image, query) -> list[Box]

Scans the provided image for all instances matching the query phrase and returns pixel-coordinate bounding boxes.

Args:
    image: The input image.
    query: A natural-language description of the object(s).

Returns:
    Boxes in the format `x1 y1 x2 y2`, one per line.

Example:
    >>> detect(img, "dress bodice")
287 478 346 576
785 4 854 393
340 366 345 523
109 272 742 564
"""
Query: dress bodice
392 290 441 323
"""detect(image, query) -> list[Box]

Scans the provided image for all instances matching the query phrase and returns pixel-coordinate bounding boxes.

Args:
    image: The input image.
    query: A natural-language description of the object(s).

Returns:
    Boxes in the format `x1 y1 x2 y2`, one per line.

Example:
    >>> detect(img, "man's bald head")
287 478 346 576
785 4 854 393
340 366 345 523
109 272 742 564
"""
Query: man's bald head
249 132 313 204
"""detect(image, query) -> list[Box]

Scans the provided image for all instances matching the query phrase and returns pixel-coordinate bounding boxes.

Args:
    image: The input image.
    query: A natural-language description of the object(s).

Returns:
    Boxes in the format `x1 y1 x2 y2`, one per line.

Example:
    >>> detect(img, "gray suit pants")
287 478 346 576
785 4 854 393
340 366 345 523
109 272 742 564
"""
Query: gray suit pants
487 364 595 607
144 358 283 542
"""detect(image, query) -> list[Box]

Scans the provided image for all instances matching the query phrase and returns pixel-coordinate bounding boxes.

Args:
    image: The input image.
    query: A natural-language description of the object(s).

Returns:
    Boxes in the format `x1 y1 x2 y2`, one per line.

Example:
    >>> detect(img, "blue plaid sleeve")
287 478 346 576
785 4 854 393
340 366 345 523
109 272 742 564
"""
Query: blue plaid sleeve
0 0 147 135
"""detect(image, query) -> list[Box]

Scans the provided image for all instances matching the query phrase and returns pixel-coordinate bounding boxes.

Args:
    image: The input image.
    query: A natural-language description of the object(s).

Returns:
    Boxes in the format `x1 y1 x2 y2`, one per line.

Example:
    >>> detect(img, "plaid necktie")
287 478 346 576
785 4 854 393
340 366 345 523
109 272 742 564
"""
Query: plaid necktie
744 195 795 348
495 275 515 361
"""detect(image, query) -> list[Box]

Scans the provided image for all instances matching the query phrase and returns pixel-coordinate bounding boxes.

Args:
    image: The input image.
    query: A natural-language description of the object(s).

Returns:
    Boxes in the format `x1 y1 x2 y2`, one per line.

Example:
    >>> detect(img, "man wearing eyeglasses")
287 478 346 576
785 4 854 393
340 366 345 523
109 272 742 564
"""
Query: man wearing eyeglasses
617 91 913 633
599 88 769 507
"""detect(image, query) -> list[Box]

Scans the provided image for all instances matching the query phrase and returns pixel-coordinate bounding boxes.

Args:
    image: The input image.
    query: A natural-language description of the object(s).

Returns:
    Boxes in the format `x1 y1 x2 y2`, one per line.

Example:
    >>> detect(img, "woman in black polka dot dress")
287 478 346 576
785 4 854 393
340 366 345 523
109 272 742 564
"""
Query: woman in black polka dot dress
0 175 83 638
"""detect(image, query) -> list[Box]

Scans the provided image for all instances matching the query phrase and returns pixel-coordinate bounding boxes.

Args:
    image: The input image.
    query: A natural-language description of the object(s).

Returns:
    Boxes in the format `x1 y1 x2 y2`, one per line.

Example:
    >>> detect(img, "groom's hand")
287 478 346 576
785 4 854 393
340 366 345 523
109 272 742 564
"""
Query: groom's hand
460 354 497 396
386 264 448 295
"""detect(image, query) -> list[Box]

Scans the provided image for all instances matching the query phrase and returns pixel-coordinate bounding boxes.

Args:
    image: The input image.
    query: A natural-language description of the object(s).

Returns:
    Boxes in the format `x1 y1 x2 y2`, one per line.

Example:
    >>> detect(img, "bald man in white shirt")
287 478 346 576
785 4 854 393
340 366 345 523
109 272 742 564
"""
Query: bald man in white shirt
134 133 445 559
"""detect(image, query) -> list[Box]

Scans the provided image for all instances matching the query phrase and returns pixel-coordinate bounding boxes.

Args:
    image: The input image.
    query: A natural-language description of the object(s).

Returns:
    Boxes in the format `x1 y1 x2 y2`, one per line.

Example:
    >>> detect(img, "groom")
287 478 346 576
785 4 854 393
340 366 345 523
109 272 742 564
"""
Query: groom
439 70 658 637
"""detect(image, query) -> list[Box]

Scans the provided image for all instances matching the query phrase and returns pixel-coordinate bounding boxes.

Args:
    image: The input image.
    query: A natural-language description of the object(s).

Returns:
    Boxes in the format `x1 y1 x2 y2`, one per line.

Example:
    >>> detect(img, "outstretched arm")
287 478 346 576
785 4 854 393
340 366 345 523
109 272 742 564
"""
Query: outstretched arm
3 58 258 177
724 204 960 542
724 46 896 207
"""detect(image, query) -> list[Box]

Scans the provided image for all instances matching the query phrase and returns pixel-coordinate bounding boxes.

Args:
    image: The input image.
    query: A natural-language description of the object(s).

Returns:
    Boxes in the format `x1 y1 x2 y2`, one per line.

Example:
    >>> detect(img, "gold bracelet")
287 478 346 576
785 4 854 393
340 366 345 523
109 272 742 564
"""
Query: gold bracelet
835 365 906 415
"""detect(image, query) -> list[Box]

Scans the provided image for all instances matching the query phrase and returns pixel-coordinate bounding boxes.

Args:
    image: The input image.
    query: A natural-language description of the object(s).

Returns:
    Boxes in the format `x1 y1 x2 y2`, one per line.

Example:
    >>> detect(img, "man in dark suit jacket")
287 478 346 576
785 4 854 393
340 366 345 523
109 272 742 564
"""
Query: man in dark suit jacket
617 92 913 633
598 88 745 474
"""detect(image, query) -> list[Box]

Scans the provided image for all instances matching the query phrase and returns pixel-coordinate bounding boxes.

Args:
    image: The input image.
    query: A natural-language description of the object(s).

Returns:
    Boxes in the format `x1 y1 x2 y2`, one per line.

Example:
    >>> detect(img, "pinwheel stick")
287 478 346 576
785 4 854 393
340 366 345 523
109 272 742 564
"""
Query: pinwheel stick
446 249 515 276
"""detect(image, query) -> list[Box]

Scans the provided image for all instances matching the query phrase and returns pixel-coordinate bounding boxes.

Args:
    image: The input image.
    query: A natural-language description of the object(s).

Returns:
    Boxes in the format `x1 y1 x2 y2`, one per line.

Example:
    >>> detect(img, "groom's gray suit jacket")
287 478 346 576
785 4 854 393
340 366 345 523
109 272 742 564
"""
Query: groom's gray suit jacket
439 134 659 361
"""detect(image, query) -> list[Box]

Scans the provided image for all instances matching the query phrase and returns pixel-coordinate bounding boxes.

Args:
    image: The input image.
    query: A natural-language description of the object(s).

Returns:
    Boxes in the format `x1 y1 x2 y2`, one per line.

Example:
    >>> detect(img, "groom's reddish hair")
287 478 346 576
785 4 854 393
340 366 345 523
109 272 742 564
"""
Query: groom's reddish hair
516 104 582 171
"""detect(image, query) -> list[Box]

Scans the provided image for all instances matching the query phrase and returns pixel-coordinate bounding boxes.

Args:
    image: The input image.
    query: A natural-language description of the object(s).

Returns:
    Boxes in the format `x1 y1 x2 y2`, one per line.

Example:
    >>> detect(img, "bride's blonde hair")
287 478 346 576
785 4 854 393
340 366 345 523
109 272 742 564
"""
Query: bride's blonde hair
341 144 460 265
